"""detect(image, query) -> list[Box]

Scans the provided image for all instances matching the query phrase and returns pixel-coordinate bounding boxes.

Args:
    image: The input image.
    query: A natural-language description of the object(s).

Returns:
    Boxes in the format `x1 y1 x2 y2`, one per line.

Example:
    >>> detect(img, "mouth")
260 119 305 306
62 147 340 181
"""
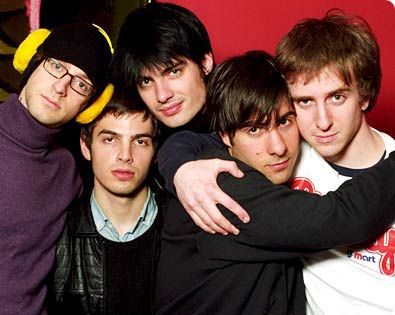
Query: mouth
42 95 61 110
267 159 290 171
159 102 182 117
314 133 337 144
111 169 135 180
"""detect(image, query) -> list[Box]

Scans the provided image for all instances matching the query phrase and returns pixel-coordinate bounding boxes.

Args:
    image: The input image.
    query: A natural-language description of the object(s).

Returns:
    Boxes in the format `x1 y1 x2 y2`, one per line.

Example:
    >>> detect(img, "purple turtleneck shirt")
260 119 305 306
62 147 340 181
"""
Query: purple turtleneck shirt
0 94 82 315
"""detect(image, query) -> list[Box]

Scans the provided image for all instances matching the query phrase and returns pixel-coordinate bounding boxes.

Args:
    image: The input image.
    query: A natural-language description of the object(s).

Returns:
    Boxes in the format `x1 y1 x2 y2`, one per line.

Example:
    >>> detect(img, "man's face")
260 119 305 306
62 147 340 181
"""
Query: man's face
288 66 369 164
81 112 155 197
221 101 300 184
20 59 92 128
136 54 213 128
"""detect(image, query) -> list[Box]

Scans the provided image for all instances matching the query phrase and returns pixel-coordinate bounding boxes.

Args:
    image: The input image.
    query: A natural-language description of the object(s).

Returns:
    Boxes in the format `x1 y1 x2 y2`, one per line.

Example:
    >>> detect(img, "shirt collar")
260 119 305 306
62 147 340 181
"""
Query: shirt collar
90 188 156 235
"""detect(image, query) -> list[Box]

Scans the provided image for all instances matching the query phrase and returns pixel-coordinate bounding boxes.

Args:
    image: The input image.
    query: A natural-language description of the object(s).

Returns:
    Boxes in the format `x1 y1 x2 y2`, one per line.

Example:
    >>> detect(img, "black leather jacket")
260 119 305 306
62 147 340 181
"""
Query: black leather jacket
47 187 163 315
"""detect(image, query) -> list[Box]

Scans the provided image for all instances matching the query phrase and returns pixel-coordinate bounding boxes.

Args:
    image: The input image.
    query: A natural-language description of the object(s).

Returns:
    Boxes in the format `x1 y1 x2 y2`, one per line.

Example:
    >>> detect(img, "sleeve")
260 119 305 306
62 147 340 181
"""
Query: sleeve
197 152 395 262
157 130 223 194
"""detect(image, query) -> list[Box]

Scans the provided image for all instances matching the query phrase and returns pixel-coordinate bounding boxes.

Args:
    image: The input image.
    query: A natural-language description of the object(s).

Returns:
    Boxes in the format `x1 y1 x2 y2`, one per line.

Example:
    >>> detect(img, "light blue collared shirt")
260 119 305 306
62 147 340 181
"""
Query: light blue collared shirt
91 188 158 242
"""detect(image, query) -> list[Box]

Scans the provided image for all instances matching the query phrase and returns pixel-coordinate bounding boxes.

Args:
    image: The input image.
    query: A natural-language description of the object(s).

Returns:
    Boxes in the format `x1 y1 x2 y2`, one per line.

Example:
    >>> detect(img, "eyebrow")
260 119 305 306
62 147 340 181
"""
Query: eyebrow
326 87 351 97
161 60 186 75
54 58 91 82
275 110 296 124
292 87 352 102
137 60 187 82
97 129 154 140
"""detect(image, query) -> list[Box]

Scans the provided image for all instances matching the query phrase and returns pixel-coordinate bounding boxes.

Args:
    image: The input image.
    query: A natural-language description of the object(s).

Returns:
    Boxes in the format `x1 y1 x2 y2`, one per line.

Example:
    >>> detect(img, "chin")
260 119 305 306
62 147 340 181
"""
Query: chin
269 175 291 185
316 148 341 162
165 115 192 128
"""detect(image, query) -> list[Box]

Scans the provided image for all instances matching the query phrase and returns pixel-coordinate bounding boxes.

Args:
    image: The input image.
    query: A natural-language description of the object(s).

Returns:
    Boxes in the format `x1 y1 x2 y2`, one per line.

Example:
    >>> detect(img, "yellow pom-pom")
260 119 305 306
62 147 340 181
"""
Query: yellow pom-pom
76 84 114 124
13 28 51 73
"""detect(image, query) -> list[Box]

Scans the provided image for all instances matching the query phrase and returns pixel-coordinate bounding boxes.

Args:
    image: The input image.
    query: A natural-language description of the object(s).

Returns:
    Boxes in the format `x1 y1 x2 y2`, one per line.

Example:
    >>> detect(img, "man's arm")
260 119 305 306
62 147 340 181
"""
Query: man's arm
158 131 224 193
158 130 249 235
197 152 395 262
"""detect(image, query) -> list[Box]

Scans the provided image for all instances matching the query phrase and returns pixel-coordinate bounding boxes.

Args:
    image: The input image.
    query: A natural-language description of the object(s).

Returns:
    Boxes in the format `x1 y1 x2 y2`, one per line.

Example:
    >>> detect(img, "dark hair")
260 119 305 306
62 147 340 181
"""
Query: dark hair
208 50 292 139
111 2 213 99
80 95 159 150
276 10 381 111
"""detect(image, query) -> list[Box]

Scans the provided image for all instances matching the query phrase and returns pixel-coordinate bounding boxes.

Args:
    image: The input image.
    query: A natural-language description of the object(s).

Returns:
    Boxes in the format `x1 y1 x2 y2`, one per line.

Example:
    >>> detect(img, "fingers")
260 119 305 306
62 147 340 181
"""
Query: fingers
173 158 249 236
205 205 240 236
216 159 244 178
188 211 216 234
220 193 250 224
186 207 229 235
184 195 241 236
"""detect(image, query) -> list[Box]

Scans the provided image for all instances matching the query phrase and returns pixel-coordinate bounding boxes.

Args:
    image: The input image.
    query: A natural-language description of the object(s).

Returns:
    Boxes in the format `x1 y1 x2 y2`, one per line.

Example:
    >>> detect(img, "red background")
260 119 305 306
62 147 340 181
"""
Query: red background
164 0 395 137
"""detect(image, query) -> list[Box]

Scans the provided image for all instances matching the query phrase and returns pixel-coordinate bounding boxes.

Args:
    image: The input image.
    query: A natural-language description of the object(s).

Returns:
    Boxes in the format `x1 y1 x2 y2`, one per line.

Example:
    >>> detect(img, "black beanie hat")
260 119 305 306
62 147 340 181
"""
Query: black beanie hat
22 23 112 95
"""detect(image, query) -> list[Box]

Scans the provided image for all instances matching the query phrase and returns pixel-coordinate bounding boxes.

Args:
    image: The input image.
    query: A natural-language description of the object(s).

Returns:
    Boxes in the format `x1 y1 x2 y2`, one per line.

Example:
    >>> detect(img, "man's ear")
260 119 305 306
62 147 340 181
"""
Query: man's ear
361 98 369 111
202 52 214 75
80 137 92 161
220 132 234 156
220 132 232 146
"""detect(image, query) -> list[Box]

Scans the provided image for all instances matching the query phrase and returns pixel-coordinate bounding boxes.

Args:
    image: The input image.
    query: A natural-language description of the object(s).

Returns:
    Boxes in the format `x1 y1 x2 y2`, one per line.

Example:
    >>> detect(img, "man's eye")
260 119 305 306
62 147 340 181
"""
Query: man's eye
139 78 152 87
295 99 312 107
169 68 181 77
104 137 115 143
330 94 345 104
248 126 260 134
50 60 64 72
134 138 151 146
77 80 88 91
278 117 293 126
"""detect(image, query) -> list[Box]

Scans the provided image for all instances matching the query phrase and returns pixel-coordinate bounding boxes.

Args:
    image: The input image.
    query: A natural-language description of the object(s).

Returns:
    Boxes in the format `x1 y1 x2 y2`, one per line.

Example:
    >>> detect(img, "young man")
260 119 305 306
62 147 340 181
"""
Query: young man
159 11 395 314
111 2 247 230
275 13 395 314
154 51 395 315
48 99 161 314
111 2 214 133
0 23 112 315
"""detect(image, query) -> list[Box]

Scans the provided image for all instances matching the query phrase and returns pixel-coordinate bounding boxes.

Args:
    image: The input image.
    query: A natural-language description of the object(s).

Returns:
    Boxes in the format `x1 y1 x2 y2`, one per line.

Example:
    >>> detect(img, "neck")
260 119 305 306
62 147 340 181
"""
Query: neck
326 117 384 168
93 184 149 237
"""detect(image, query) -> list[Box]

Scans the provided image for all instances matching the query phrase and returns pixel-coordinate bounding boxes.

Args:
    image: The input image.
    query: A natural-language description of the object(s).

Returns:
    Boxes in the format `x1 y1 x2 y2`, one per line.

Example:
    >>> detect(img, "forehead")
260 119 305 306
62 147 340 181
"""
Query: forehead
288 66 355 95
139 58 193 77
268 100 294 121
93 112 154 135
247 98 294 125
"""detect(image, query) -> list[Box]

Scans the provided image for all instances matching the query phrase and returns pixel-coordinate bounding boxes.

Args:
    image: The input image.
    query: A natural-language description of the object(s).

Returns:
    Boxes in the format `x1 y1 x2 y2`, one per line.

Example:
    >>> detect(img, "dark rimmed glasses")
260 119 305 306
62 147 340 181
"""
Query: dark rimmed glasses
43 58 94 96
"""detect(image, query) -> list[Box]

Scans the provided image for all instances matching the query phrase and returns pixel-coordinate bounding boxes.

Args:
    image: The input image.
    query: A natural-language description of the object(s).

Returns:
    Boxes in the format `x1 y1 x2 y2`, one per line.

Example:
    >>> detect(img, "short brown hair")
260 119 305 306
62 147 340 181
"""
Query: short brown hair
275 10 381 111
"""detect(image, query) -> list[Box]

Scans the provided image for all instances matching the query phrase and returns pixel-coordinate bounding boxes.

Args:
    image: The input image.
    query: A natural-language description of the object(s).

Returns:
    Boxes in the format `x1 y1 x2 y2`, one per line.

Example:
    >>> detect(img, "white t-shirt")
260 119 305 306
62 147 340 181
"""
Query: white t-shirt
290 130 395 315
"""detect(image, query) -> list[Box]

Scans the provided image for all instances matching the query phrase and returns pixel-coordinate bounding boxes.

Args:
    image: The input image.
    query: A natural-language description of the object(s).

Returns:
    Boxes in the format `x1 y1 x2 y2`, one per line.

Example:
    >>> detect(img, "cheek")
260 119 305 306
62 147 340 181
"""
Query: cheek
136 151 155 169
296 113 312 135
186 74 206 98
68 103 84 116
91 146 114 164
281 126 300 151
242 143 262 158
91 158 108 180
288 130 300 152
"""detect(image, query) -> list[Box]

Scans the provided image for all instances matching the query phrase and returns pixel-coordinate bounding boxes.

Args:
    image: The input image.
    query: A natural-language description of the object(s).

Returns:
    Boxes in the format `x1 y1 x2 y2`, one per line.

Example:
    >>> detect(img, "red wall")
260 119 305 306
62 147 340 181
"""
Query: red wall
164 0 395 137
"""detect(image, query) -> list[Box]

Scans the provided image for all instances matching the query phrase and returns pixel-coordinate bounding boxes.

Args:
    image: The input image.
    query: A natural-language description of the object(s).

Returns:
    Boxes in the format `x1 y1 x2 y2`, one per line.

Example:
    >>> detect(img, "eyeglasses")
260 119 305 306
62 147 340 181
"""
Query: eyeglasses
43 58 94 96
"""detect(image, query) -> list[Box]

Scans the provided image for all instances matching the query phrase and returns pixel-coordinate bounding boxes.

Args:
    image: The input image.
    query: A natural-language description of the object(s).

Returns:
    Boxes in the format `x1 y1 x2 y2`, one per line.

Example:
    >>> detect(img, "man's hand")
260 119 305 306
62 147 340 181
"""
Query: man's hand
174 159 250 235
